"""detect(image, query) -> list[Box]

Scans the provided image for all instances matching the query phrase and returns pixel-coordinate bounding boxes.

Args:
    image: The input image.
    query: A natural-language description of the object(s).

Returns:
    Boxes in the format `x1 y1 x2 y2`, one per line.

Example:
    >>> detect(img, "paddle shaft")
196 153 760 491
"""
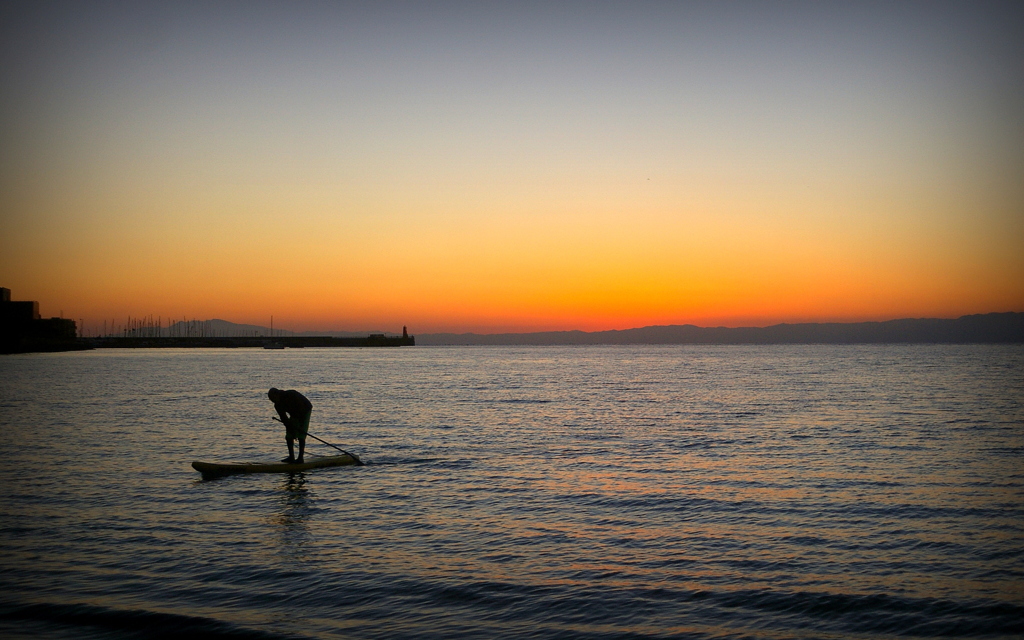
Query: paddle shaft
273 416 364 465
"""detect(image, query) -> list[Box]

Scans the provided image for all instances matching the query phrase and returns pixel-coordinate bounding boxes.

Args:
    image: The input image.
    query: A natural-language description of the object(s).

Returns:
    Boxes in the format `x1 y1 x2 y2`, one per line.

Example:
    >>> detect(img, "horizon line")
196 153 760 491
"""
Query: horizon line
170 311 1023 337
418 311 1023 336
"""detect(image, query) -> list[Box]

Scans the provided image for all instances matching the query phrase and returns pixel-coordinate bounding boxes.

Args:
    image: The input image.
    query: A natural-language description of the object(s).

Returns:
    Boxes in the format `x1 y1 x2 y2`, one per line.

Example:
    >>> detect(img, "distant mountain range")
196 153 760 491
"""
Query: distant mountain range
416 312 1024 345
159 313 1023 344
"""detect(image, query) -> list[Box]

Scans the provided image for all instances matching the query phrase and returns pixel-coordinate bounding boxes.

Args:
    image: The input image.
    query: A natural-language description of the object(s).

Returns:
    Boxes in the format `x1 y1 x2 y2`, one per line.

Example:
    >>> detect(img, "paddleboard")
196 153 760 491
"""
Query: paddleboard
192 454 359 478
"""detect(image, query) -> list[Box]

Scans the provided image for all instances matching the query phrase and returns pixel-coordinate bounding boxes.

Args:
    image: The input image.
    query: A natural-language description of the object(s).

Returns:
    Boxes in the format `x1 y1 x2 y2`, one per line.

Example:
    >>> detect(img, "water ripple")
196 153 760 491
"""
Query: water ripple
1 345 1022 638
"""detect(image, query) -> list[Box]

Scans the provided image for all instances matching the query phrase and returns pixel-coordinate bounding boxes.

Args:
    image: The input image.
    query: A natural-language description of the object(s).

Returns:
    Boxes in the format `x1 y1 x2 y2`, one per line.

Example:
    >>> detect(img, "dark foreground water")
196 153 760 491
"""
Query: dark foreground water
1 345 1022 639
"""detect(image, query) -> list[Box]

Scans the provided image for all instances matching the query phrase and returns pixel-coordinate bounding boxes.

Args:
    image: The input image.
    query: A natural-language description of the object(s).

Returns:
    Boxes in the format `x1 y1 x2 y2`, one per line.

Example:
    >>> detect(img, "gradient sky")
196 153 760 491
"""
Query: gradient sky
2 1 1022 333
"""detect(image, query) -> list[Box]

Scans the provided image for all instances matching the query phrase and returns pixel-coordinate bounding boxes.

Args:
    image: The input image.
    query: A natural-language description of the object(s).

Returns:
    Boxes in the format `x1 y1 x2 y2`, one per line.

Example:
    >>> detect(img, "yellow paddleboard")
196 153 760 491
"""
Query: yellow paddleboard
192 454 360 478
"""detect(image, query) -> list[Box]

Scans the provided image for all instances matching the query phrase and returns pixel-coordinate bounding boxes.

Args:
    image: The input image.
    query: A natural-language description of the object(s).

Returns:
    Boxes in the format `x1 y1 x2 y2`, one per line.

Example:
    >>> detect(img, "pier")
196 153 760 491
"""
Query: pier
2 286 415 353
87 335 414 348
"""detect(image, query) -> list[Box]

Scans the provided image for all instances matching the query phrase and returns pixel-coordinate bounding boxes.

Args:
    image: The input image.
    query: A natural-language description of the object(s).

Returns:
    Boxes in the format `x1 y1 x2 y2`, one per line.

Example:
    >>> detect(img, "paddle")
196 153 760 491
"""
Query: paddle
273 416 364 466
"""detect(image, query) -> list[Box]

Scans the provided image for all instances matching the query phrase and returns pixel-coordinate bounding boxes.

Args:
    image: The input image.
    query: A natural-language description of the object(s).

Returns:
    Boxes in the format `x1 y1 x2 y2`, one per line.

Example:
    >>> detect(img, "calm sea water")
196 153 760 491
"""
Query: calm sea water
1 345 1022 639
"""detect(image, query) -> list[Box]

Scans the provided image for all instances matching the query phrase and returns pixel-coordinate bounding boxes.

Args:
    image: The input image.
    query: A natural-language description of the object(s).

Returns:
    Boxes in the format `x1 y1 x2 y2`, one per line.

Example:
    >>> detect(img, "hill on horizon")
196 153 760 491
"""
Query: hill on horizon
150 313 1024 344
417 312 1024 345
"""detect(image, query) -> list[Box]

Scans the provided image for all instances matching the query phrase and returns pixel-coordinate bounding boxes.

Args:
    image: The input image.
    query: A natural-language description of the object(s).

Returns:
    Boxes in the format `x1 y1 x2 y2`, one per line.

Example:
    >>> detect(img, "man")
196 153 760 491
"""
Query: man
268 387 312 463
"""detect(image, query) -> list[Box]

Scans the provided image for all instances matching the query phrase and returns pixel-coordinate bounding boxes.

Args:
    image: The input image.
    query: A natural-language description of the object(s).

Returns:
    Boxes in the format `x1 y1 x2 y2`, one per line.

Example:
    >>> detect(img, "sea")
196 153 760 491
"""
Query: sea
0 345 1022 639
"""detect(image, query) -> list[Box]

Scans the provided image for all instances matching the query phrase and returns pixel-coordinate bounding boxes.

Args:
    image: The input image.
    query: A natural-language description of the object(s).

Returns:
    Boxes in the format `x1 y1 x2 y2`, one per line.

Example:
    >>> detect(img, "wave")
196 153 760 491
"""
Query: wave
289 576 1024 638
0 602 303 640
707 588 1024 636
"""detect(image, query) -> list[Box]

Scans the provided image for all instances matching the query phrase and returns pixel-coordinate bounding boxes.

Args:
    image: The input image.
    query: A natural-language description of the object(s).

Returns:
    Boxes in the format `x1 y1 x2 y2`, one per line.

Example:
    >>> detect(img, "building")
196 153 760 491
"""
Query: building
1 287 81 353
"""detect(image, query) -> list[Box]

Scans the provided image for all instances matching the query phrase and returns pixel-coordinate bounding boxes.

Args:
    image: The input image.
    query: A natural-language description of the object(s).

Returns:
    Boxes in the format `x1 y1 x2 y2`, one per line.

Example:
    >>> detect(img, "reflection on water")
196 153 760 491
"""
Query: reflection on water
272 473 315 548
0 345 1022 639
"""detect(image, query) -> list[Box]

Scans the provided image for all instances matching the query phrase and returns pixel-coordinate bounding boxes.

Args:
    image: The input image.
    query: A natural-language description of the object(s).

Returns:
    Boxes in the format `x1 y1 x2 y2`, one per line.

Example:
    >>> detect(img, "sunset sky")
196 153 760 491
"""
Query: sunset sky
2 1 1022 333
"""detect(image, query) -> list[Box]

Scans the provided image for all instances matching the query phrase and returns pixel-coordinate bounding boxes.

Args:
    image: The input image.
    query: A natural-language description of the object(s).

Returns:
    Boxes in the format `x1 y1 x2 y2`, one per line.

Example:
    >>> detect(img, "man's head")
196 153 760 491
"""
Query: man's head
268 388 281 402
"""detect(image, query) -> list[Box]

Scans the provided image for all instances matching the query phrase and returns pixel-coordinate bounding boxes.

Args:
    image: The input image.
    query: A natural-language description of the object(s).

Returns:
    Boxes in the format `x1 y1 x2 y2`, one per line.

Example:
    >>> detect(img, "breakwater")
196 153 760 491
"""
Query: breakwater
88 335 414 348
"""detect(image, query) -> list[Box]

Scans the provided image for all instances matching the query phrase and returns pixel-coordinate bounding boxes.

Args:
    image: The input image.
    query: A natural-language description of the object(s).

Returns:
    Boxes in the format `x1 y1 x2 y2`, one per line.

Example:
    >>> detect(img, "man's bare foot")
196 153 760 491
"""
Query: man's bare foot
281 456 295 463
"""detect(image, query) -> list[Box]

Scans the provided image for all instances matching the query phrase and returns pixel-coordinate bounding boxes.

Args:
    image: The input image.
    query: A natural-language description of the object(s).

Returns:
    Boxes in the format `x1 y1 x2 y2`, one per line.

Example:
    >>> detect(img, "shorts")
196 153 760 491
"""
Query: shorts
285 412 311 440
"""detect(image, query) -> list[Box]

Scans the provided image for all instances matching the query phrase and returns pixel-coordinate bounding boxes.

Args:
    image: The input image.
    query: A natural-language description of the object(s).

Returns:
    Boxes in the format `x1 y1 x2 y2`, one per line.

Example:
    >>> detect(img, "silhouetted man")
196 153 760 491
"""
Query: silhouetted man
268 387 312 463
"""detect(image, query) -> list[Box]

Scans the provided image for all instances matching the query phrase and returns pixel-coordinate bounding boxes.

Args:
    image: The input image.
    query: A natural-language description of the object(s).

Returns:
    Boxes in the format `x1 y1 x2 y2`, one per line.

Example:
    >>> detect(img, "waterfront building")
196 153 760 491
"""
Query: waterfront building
0 287 80 353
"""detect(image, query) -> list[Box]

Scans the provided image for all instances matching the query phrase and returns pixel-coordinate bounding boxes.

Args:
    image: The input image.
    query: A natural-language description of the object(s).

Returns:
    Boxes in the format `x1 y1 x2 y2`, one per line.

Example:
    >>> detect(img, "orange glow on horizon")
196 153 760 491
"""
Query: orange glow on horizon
2 4 1022 334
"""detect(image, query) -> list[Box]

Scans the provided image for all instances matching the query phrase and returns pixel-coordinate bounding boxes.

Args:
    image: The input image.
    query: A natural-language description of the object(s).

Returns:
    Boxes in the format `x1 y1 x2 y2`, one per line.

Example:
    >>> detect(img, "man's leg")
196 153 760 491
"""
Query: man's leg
295 412 311 463
284 437 295 463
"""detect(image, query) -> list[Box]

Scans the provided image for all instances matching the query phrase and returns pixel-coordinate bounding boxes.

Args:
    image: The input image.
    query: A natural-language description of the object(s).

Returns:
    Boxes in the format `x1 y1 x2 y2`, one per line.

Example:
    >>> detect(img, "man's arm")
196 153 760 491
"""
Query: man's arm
275 405 293 426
